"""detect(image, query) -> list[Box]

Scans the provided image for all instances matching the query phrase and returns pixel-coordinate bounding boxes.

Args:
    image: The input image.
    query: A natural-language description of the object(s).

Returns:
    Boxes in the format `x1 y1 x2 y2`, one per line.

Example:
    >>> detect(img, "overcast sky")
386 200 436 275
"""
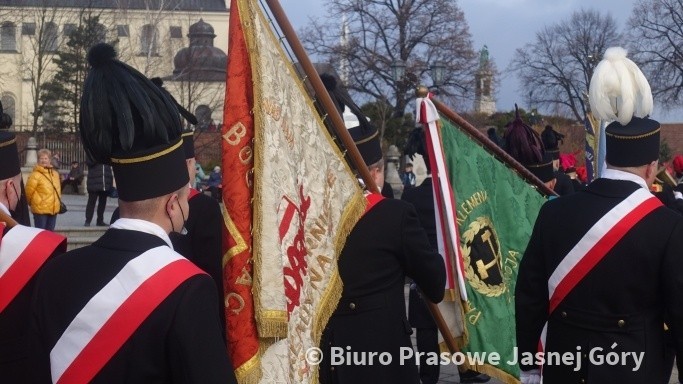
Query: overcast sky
278 0 683 122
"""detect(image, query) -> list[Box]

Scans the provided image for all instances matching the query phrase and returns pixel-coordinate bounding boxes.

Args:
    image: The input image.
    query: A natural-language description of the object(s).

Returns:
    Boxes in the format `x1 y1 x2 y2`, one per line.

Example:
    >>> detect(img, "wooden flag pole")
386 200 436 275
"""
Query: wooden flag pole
264 0 461 357
0 210 17 229
264 0 377 193
431 98 557 197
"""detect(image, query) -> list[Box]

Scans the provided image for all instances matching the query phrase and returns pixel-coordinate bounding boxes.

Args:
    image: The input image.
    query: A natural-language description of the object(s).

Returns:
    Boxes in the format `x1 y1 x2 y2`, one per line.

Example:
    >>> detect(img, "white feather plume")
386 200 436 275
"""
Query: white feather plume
589 47 653 126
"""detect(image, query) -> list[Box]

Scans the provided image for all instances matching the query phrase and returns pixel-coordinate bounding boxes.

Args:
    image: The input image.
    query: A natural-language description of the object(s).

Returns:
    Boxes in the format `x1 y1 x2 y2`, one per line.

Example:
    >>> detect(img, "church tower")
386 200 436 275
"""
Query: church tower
474 45 496 115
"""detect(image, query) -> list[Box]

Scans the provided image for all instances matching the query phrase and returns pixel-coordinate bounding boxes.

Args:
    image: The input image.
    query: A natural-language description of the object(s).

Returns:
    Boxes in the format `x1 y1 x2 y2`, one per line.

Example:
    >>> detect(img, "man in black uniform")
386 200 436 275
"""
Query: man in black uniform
504 108 557 191
169 130 226 338
0 103 31 226
515 47 683 384
108 109 226 339
28 43 236 383
542 125 574 196
402 128 490 384
318 76 446 384
0 131 66 383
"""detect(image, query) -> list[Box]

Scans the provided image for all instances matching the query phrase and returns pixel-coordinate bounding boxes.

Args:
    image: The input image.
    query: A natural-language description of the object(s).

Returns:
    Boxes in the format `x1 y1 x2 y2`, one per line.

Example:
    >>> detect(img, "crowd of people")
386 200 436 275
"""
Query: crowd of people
2 41 683 384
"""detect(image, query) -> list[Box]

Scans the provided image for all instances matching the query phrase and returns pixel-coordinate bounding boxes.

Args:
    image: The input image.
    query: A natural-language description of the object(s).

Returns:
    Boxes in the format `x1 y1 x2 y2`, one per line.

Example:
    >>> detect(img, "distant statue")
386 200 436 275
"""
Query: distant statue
480 45 489 67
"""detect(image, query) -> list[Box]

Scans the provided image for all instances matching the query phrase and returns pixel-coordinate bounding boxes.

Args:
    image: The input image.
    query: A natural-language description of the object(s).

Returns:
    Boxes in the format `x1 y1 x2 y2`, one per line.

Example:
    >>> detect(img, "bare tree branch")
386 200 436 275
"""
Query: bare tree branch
301 0 478 130
510 9 622 122
627 0 683 110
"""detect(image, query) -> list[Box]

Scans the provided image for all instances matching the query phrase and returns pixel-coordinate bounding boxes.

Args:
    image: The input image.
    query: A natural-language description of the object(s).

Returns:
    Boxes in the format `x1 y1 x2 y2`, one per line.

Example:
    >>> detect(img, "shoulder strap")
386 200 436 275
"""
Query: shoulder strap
39 171 64 205
50 246 205 384
0 225 66 312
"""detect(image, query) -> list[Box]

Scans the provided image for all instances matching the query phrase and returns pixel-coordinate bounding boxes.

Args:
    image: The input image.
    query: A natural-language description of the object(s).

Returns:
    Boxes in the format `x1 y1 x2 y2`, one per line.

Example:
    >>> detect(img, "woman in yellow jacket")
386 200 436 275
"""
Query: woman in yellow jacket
26 148 61 230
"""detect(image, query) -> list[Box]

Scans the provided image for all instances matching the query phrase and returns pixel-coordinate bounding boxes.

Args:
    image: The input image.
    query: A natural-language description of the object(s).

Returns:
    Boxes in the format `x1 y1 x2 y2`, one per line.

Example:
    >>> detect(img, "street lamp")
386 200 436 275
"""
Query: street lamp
430 62 445 91
391 59 406 84
391 60 447 93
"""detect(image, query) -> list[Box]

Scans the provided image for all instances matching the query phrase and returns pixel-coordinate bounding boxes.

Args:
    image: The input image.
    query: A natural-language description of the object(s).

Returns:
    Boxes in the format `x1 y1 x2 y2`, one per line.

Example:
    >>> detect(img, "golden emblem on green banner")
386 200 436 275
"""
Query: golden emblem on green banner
462 216 506 297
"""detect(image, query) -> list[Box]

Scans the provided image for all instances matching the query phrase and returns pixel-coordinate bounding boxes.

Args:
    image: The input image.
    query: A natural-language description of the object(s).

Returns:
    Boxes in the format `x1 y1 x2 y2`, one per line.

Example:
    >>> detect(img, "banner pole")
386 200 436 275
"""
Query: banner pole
264 0 460 357
0 210 17 228
264 0 377 193
431 98 557 197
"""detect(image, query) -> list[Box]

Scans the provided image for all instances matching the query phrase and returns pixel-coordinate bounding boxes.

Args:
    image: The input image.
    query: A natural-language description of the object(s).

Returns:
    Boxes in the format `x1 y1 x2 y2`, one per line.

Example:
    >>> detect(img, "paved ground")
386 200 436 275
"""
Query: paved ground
53 191 119 229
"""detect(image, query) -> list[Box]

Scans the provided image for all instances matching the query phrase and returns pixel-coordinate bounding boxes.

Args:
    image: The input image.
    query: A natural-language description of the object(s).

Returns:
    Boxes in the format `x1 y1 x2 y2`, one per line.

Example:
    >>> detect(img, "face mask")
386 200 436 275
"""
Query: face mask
168 196 188 235
178 203 188 235
5 182 19 212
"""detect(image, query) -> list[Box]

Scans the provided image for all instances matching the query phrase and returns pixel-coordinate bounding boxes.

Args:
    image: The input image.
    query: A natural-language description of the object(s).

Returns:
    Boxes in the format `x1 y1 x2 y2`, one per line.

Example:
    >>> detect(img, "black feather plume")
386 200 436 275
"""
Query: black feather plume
150 77 198 126
80 43 182 165
504 104 544 165
87 43 116 68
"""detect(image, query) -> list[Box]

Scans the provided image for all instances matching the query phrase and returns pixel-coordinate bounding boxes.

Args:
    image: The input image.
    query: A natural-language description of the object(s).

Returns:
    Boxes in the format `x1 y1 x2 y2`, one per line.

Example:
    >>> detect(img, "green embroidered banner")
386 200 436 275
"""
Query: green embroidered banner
440 117 547 383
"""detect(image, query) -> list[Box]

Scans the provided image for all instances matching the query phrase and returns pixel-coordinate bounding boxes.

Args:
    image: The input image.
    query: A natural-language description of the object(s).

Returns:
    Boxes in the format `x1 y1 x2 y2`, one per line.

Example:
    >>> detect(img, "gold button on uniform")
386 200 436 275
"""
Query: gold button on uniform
580 379 585 383
349 302 356 310
618 320 625 327
561 311 567 318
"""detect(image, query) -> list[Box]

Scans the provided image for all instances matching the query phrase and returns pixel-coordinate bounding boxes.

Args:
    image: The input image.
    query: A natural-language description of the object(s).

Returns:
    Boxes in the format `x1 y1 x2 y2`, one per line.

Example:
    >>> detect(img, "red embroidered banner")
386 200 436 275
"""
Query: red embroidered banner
222 0 260 381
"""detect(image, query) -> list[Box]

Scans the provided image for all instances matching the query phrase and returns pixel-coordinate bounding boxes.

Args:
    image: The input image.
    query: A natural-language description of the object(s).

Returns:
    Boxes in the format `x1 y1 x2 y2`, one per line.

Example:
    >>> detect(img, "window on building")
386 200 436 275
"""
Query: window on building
117 25 129 37
1 22 17 51
170 26 182 38
2 94 16 122
140 24 158 55
63 23 76 37
43 22 58 52
22 22 36 36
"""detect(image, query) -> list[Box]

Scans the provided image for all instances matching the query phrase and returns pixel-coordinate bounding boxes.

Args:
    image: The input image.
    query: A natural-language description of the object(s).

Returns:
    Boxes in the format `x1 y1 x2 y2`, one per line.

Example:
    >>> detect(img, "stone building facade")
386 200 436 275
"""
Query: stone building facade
0 0 229 130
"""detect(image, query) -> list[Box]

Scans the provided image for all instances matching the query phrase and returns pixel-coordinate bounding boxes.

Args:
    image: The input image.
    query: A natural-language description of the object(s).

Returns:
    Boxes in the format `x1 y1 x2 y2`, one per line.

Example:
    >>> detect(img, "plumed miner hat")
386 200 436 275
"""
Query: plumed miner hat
589 47 659 167
504 104 554 183
80 43 188 201
541 125 563 160
149 78 197 160
0 131 20 180
180 129 195 159
319 71 382 166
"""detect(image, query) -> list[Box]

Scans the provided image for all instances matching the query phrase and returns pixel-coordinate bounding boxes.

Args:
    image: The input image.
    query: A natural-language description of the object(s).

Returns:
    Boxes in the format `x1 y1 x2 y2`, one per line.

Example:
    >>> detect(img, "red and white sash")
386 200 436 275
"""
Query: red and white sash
363 192 384 215
539 188 662 350
188 187 200 200
0 224 65 313
50 246 205 384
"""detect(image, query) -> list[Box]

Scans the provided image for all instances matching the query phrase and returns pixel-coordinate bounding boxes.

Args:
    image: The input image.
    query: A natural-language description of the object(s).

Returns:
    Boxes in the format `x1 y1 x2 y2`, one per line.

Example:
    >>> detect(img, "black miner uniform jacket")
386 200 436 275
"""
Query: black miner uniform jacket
319 197 446 384
401 177 438 329
516 178 683 384
169 190 226 339
28 229 237 383
0 225 65 383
